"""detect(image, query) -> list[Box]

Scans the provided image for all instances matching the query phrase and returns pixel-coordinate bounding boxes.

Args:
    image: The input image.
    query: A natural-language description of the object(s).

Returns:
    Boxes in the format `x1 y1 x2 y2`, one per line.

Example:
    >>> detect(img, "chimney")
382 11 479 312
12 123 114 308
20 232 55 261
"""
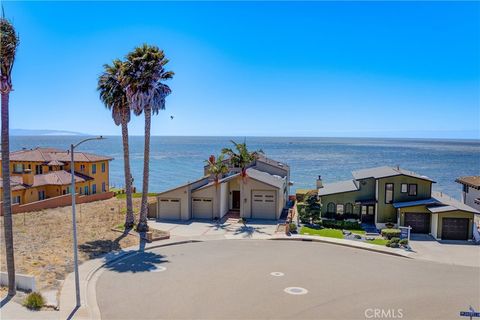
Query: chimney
22 169 34 186
316 175 323 189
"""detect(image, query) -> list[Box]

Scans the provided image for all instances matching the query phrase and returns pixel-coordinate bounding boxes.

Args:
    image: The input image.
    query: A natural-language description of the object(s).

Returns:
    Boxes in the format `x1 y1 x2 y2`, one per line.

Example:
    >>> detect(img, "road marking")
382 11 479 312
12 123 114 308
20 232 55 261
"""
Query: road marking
150 266 167 273
270 272 285 277
284 287 308 295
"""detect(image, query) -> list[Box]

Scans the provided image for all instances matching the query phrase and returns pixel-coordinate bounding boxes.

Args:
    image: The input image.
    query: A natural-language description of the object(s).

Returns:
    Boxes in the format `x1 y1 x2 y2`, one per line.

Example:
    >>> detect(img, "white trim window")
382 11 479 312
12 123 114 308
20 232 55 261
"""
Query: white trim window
336 204 344 215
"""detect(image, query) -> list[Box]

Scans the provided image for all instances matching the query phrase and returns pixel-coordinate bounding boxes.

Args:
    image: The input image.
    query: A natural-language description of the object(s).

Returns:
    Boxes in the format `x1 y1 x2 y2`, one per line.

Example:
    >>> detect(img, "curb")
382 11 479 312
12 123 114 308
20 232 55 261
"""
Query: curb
269 236 412 259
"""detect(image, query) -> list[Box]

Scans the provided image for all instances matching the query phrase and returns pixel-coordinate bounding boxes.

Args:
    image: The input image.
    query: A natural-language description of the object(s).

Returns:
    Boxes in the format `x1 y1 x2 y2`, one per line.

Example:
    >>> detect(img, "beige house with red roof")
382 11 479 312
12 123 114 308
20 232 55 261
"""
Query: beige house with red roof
0 147 112 205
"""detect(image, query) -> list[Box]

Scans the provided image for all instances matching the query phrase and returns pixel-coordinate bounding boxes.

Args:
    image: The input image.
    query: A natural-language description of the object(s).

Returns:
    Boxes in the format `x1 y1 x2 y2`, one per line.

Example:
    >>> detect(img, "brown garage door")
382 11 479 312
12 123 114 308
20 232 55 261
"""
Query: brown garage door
404 213 430 233
442 218 469 240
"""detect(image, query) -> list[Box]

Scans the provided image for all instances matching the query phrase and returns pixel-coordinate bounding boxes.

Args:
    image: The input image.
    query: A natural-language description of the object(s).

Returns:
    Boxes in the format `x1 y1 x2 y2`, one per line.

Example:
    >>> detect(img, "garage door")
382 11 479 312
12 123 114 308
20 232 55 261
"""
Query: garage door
192 198 213 219
158 198 181 220
251 190 276 220
404 213 430 233
442 218 469 240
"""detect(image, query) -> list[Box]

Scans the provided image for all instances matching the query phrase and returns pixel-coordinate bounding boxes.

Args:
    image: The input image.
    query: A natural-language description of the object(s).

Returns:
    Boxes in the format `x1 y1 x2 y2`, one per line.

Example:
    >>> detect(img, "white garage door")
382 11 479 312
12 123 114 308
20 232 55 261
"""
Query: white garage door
192 198 213 219
251 190 276 220
158 198 181 220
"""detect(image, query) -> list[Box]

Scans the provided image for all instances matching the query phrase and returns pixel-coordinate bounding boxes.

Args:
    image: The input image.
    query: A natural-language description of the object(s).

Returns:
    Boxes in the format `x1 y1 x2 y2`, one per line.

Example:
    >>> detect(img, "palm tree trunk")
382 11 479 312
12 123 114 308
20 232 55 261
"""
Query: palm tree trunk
121 120 134 229
1 92 16 296
137 107 151 232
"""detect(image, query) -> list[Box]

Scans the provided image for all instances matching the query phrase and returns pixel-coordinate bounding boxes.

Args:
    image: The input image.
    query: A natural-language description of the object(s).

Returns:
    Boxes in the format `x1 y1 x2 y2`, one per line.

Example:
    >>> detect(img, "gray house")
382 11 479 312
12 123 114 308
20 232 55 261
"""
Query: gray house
317 166 479 240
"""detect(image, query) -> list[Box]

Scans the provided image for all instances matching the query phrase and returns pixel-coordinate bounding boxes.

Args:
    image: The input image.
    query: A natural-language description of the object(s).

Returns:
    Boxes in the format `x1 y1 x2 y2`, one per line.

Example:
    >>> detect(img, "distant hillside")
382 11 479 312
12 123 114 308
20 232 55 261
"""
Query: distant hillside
11 129 88 136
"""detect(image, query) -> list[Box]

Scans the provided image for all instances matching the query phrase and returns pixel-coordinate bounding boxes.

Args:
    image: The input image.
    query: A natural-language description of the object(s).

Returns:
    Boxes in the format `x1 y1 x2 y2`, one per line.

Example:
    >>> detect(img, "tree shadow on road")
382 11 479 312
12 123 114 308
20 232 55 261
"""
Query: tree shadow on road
104 250 169 273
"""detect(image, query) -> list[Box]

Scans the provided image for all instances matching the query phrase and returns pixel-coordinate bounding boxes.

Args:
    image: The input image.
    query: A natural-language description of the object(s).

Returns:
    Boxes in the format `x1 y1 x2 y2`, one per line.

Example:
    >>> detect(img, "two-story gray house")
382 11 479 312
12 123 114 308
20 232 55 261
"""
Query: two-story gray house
317 166 479 240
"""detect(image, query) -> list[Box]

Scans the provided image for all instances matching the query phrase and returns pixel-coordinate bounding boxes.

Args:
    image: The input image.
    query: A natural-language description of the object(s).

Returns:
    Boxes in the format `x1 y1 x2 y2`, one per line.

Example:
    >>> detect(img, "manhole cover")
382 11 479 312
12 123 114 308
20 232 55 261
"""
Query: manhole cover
270 272 285 277
150 266 167 273
284 287 308 295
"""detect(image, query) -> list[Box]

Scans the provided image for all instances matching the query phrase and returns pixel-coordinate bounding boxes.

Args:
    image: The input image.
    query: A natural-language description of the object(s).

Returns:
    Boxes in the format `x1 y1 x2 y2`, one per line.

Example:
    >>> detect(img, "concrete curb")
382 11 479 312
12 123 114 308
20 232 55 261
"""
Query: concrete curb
269 235 413 259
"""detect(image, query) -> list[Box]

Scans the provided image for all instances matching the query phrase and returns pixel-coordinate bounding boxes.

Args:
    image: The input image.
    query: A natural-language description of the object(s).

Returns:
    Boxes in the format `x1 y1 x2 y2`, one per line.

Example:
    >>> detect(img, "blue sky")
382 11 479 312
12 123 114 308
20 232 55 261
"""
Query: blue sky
4 1 480 138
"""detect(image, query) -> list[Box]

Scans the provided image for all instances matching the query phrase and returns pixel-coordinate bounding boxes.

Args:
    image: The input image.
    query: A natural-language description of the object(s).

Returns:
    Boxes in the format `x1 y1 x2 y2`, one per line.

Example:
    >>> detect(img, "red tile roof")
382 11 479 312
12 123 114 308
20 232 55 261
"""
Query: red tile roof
0 147 112 163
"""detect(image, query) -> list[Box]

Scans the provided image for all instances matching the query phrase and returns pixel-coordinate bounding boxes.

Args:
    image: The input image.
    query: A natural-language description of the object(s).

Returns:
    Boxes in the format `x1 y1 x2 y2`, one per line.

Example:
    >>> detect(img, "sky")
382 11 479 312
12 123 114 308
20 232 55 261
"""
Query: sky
4 1 480 139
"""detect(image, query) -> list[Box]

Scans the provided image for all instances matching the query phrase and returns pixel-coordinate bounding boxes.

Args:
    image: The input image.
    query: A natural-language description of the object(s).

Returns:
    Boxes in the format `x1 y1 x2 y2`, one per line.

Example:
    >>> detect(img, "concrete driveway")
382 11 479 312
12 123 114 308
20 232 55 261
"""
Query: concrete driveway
149 219 280 240
409 234 480 267
96 240 479 320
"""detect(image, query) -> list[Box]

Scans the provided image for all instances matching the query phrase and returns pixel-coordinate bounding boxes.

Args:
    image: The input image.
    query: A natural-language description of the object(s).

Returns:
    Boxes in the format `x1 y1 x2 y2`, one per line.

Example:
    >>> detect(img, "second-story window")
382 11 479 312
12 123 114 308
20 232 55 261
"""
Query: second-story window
408 184 417 196
35 165 43 175
80 164 85 172
385 183 394 203
13 163 23 173
401 183 408 193
92 164 97 174
101 162 106 172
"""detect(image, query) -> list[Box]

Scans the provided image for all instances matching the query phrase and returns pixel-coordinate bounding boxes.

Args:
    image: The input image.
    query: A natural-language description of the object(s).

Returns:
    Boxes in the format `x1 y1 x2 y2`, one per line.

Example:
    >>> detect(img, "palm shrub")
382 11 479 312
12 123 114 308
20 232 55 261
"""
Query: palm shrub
121 44 174 232
1 14 19 297
98 59 135 229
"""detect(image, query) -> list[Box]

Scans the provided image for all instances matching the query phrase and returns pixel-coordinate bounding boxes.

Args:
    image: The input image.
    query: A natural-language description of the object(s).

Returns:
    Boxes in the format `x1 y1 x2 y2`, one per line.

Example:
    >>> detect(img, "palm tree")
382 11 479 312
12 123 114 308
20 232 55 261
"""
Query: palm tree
121 44 173 232
98 59 135 229
205 154 229 186
221 140 262 218
0 14 19 297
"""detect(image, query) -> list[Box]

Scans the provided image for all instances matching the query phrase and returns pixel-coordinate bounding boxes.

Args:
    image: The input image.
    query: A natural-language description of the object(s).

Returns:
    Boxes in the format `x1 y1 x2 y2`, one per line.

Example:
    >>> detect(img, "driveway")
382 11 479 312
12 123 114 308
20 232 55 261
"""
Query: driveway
409 234 480 267
96 240 479 320
149 219 280 240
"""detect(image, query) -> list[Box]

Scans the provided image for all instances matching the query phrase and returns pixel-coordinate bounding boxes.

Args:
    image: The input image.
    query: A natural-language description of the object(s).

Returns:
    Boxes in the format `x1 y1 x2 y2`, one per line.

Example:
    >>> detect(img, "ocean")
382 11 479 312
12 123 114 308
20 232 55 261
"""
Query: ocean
9 136 480 200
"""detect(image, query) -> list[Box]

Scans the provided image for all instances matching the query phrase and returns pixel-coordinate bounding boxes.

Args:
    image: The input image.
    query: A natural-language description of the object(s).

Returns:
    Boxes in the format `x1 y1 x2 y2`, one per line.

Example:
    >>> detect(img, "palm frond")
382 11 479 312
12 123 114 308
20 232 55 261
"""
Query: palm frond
0 16 19 92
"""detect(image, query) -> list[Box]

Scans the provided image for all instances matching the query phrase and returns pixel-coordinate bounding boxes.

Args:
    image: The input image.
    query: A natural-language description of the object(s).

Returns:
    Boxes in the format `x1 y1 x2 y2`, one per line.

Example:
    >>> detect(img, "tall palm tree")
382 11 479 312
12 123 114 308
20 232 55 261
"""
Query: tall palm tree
1 14 19 297
221 140 262 218
98 59 135 229
121 44 173 232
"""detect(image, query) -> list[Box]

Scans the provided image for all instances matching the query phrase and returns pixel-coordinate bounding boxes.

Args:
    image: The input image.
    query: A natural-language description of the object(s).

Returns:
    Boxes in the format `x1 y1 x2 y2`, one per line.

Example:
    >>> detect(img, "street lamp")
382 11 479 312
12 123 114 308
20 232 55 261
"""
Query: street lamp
70 136 105 307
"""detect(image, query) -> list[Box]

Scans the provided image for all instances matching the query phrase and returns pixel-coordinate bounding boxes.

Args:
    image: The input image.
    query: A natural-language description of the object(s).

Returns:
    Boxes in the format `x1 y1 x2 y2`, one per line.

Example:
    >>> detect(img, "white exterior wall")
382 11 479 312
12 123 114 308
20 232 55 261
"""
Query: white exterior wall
157 187 190 220
220 183 229 218
431 213 439 239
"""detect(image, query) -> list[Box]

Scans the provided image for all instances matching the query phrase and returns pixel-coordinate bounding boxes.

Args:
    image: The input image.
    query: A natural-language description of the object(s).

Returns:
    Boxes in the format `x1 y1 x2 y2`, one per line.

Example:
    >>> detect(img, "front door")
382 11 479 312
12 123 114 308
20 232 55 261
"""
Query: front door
361 205 375 223
232 191 240 210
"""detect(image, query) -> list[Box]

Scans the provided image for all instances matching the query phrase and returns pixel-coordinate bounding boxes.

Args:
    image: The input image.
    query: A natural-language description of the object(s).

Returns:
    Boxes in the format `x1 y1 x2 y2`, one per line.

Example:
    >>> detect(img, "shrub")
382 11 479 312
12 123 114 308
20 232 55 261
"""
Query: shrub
312 218 322 226
289 223 297 233
399 239 409 246
298 193 321 223
24 292 44 310
381 228 401 240
322 220 363 231
389 242 400 248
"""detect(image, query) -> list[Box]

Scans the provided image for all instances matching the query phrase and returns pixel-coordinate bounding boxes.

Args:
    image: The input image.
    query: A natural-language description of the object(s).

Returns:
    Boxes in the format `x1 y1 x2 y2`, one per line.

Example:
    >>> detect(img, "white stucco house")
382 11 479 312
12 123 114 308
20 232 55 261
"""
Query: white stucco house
156 155 290 221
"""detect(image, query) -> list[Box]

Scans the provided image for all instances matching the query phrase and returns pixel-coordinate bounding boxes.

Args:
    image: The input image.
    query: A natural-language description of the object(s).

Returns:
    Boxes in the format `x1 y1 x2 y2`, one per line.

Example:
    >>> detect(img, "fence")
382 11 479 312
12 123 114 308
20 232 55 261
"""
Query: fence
0 191 114 216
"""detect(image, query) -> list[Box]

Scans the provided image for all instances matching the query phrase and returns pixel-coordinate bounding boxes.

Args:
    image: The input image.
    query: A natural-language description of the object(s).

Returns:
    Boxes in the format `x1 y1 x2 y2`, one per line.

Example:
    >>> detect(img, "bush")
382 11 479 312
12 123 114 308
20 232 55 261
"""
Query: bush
312 218 323 226
322 220 363 231
389 242 400 248
298 193 321 223
399 239 409 246
386 237 401 248
24 292 44 310
381 228 401 240
289 223 297 233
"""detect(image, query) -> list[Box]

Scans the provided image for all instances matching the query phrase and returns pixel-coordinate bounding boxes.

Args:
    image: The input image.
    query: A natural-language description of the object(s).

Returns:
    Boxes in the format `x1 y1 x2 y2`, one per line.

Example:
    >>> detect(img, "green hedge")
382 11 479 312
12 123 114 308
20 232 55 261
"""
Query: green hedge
381 228 401 240
322 220 363 231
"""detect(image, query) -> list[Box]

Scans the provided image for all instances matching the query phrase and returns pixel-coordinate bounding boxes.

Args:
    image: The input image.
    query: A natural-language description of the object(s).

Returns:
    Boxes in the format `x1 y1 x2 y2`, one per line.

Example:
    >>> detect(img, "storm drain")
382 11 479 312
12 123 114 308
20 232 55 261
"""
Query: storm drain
284 287 308 295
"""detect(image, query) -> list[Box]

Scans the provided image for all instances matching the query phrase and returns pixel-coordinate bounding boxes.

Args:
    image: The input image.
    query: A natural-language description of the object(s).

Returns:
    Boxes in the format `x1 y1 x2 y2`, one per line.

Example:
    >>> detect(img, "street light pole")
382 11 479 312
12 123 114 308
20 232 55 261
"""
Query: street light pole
70 136 105 307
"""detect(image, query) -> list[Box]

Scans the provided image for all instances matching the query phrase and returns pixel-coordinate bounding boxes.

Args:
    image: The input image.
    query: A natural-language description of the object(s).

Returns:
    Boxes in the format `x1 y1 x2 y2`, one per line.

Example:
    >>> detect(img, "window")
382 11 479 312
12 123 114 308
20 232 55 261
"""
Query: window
102 182 106 192
401 183 408 193
345 203 353 215
336 204 344 215
463 185 469 193
92 164 97 174
361 206 367 215
49 166 53 171
35 165 43 175
66 186 70 194
13 196 21 204
80 164 86 172
92 184 97 194
38 191 46 200
385 183 394 203
408 184 417 196
84 186 89 195
79 187 82 195
326 202 336 213
101 162 106 173
13 163 23 173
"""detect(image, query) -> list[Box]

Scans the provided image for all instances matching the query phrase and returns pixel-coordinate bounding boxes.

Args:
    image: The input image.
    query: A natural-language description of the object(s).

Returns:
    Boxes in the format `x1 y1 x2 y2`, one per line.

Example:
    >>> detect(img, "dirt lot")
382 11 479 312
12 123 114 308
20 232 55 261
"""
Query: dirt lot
0 196 157 293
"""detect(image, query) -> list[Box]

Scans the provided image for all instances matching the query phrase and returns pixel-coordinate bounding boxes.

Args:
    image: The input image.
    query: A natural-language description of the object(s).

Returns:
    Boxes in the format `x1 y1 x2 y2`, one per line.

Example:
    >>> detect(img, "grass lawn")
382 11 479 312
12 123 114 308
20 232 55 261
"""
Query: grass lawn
365 238 389 246
300 226 344 239
116 192 157 199
350 230 366 235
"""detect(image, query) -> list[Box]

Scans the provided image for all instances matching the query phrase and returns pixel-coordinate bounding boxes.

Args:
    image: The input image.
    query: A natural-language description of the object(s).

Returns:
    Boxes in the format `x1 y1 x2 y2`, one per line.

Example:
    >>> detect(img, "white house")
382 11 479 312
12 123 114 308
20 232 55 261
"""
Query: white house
456 176 480 212
156 155 290 221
